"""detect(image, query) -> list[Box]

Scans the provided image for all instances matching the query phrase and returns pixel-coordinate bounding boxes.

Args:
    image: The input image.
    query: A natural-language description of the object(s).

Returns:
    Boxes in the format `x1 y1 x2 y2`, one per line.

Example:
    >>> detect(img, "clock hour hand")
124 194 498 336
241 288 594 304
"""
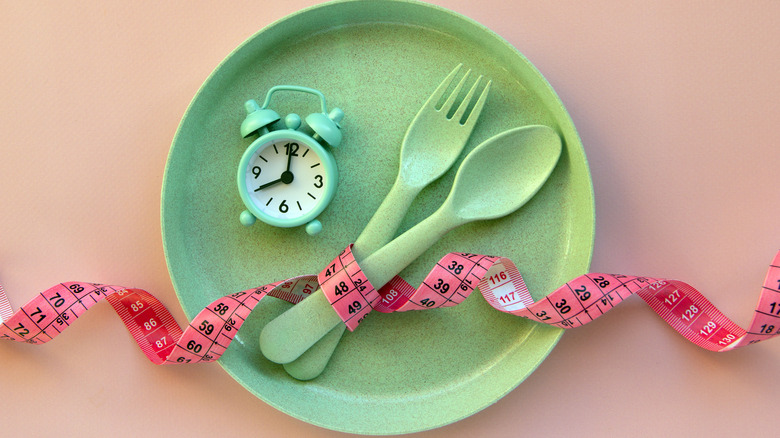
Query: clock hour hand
255 169 295 192
254 177 283 191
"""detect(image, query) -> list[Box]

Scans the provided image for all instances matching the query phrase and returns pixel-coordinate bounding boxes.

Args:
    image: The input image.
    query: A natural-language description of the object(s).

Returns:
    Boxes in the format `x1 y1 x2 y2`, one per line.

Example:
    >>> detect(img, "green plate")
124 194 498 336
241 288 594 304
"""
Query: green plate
161 0 594 434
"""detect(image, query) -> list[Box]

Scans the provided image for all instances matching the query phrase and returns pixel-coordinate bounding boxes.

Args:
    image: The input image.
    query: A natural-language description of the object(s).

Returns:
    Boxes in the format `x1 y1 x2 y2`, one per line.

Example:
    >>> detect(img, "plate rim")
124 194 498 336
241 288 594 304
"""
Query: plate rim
161 0 595 434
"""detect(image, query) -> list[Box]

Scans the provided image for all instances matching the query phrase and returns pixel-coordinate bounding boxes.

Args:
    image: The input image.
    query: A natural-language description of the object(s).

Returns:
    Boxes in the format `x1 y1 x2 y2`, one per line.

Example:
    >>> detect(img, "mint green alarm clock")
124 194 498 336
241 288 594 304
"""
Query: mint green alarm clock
237 86 344 235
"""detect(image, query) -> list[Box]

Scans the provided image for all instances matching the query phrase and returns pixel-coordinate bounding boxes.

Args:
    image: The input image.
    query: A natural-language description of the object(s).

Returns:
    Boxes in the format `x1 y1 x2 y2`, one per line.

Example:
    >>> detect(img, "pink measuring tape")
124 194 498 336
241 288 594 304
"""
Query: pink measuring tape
319 246 780 351
0 277 318 364
2 247 779 361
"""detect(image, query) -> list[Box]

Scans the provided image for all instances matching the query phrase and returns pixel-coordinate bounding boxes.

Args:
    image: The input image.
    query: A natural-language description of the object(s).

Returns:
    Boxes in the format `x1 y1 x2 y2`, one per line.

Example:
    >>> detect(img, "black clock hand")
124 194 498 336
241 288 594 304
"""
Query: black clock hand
286 145 294 172
255 145 297 192
255 170 295 192
254 177 283 191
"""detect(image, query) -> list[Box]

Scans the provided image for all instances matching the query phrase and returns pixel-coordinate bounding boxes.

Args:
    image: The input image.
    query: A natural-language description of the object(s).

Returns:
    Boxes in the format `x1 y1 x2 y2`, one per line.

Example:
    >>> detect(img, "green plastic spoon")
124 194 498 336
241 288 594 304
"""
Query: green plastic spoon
260 125 562 366
281 66 491 380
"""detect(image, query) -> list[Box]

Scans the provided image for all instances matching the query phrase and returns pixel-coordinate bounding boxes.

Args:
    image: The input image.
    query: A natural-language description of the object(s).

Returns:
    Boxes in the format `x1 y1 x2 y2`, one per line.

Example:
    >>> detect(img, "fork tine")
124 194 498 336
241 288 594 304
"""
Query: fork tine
424 63 463 109
439 68 472 114
451 74 484 123
460 79 491 127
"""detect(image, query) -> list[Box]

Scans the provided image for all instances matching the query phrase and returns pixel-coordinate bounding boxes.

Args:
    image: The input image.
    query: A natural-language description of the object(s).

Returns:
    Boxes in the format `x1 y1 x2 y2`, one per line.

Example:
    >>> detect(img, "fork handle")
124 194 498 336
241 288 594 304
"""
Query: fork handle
259 180 423 366
352 178 421 260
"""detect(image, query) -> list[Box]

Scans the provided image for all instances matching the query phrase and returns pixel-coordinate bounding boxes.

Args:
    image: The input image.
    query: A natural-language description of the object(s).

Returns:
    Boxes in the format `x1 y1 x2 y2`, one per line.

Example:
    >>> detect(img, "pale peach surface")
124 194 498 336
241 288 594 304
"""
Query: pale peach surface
1 1 778 436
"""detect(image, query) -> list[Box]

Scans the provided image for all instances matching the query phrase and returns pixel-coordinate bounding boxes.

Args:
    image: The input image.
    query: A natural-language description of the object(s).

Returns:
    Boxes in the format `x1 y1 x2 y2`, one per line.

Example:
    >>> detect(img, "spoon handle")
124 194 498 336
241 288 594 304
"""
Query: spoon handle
352 178 421 260
278 181 422 377
260 208 457 364
258 182 427 365
258 288 341 363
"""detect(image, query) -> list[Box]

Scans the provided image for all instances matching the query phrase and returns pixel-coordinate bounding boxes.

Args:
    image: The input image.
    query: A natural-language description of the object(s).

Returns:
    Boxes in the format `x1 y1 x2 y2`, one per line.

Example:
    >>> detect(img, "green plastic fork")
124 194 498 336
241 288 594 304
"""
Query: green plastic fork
259 65 491 377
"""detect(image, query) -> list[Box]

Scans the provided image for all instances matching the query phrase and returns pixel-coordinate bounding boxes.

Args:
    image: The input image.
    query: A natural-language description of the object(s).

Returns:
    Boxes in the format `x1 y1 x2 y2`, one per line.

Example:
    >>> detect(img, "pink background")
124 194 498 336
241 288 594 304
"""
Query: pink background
1 1 778 436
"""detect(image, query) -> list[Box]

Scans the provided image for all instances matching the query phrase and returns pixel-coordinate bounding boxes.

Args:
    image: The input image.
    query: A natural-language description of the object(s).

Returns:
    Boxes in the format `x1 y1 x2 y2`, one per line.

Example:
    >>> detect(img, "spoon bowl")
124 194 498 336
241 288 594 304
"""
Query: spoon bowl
446 126 562 222
359 125 562 288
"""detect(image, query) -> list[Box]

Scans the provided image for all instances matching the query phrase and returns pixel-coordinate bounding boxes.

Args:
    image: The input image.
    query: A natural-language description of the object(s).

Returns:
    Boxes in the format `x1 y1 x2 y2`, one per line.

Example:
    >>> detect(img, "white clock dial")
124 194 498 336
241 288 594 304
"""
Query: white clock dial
244 139 328 220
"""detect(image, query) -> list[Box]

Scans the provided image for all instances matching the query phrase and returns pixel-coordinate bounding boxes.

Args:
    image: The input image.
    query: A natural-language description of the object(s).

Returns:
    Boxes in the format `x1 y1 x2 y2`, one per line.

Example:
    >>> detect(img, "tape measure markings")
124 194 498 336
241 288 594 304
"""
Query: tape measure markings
6 282 103 344
731 262 780 349
319 244 380 330
403 252 488 311
0 283 12 322
322 248 780 353
481 259 532 312
535 274 641 328
0 275 319 364
3 249 779 360
110 288 184 362
372 276 415 313
634 280 743 351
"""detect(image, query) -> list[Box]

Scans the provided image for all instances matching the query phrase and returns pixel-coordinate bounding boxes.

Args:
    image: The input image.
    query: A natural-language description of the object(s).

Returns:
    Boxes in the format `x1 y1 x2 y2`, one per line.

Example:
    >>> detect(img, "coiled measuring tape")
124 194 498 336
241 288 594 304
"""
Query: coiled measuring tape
0 277 318 364
318 246 780 351
1 247 779 362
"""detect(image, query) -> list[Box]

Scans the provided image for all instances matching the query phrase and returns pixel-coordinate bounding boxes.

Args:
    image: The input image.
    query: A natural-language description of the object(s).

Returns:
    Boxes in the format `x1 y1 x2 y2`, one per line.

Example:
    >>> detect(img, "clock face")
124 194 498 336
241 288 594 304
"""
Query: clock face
242 137 333 224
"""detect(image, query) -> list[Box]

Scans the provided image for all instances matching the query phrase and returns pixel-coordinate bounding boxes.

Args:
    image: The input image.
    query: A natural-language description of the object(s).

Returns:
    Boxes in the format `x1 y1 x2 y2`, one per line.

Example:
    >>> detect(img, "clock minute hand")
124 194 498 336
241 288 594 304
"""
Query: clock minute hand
286 146 294 172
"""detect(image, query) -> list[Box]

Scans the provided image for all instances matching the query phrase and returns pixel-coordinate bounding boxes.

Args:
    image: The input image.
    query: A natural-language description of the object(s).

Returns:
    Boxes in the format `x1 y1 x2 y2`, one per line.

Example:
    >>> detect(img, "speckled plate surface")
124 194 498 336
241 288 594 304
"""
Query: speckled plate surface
161 0 594 434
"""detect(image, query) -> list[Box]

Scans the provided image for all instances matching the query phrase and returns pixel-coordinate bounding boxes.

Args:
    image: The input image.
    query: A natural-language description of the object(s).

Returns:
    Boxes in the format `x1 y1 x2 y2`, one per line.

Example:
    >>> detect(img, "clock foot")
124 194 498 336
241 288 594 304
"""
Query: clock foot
239 210 257 226
305 220 322 235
